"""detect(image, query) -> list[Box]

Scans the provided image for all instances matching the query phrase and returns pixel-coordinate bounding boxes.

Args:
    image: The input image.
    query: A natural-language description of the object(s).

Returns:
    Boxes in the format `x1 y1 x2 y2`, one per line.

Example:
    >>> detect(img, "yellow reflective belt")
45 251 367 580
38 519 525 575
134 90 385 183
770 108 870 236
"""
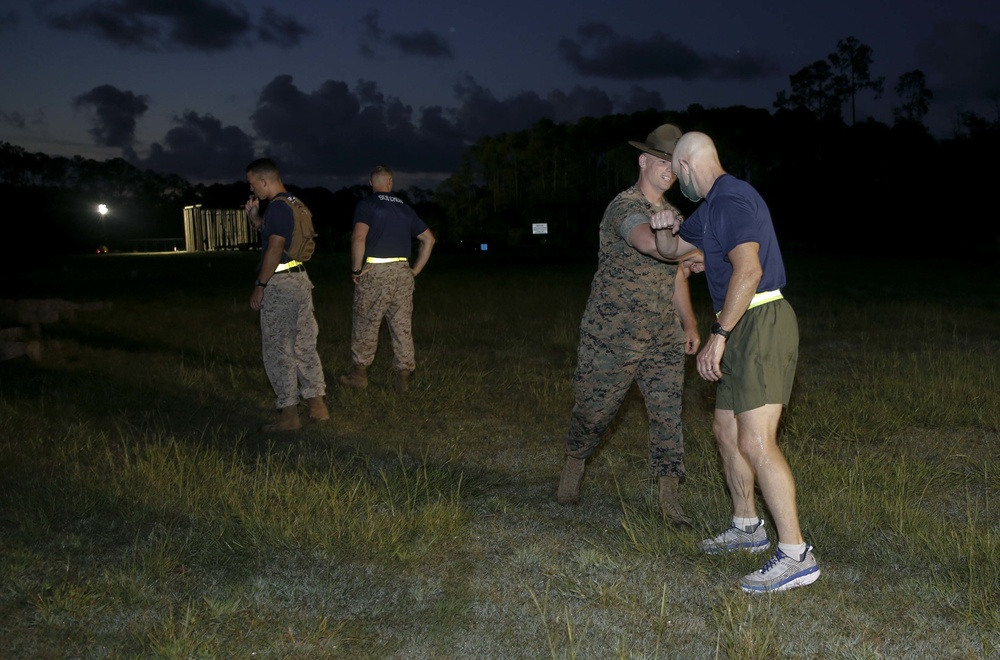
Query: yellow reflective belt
716 289 784 318
365 256 407 264
747 289 783 310
274 260 303 272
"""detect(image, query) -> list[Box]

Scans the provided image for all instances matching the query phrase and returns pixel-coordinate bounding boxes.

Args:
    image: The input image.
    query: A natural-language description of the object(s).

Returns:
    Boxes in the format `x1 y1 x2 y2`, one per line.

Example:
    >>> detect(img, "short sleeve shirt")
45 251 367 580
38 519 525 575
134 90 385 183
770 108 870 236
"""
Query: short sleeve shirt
679 174 786 312
353 193 429 258
260 194 295 270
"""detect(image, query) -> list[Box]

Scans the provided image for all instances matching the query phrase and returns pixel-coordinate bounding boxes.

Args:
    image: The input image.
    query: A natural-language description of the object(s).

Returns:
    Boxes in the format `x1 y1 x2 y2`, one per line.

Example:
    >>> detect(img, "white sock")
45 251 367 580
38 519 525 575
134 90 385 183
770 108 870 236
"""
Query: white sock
778 542 807 559
733 516 759 530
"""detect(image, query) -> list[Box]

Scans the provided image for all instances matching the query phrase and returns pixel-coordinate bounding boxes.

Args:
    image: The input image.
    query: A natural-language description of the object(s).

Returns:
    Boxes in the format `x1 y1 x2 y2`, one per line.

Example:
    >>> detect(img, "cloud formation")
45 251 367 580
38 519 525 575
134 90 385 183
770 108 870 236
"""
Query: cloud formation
137 111 255 180
249 75 466 182
0 10 19 32
360 9 454 60
72 85 149 154
558 22 778 81
451 76 630 138
73 73 673 184
257 7 309 48
42 0 308 51
0 110 28 130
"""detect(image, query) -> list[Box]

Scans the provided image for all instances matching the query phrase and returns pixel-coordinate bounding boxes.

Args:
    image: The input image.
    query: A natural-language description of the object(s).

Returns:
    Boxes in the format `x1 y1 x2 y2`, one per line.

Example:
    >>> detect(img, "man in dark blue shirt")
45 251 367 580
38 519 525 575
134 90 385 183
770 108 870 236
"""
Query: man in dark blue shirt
650 132 820 594
245 158 328 431
339 165 435 393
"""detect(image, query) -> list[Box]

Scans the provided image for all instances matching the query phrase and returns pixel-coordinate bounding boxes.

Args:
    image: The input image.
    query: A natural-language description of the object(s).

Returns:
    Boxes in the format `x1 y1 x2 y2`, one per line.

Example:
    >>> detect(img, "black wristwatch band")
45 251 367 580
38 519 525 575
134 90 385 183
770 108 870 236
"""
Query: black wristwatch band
352 268 362 276
256 279 267 288
711 322 730 339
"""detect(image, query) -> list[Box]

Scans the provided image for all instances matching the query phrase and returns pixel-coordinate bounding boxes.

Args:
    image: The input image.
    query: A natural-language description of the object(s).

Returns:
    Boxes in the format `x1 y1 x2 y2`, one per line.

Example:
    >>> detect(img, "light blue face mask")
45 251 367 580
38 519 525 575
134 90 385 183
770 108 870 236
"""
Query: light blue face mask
678 166 701 202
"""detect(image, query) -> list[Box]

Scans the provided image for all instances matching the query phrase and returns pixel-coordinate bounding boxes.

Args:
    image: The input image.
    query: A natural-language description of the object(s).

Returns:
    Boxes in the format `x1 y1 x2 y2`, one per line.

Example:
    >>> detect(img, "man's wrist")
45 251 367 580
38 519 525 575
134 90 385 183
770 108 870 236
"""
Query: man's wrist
710 322 730 339
352 267 362 276
255 279 267 288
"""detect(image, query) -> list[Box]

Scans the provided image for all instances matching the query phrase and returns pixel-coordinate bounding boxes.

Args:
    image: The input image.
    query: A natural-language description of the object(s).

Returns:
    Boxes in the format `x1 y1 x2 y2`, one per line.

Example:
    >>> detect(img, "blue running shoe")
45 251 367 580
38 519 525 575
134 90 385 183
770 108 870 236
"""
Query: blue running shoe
740 545 821 593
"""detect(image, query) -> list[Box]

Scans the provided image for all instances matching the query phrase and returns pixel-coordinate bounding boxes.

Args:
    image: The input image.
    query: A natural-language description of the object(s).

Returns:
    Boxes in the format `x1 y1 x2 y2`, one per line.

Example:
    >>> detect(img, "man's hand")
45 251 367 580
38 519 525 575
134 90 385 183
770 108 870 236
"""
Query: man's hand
245 196 261 229
680 250 705 275
683 325 701 355
697 335 725 381
250 284 265 311
649 208 683 234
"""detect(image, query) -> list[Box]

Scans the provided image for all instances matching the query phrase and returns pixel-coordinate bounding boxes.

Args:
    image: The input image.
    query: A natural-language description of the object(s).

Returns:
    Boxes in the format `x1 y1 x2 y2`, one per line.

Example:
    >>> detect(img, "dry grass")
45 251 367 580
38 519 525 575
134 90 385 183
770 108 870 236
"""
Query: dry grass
1 251 998 658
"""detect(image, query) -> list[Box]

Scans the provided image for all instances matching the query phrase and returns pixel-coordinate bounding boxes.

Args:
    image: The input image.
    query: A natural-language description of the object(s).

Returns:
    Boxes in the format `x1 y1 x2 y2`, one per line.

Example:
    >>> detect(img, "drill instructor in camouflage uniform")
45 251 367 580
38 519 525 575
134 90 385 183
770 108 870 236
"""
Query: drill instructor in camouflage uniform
246 158 329 432
557 125 703 526
339 166 436 393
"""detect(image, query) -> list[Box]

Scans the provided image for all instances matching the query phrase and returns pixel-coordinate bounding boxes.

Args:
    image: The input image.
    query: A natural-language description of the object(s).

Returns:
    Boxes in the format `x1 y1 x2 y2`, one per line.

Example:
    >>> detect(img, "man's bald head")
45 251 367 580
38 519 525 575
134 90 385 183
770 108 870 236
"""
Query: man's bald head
671 132 725 202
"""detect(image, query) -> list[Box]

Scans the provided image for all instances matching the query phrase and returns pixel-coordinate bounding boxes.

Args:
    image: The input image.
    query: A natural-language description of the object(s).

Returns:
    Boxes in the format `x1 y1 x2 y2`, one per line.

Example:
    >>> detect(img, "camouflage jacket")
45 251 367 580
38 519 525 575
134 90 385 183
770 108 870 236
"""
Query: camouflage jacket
580 185 681 348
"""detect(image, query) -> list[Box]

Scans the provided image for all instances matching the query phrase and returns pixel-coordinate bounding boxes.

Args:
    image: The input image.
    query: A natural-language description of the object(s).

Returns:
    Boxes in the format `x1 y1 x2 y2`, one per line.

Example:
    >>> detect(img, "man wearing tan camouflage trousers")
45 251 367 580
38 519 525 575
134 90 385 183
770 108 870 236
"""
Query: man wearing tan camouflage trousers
557 125 703 526
246 158 329 432
339 166 435 393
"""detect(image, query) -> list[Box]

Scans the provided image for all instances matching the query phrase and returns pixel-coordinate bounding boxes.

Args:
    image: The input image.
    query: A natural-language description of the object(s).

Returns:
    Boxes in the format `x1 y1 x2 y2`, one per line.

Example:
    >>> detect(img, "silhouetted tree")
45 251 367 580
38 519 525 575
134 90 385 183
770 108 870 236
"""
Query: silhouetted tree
774 60 845 120
829 36 885 125
893 70 933 125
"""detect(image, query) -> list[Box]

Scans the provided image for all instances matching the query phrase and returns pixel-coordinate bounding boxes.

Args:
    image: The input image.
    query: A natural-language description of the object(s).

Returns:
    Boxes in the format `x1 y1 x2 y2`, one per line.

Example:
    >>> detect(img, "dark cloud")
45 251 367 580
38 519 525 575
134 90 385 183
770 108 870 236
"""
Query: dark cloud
359 9 454 60
0 110 28 130
257 7 309 49
452 76 624 138
546 87 615 123
72 84 149 153
136 111 255 180
42 0 307 52
616 86 666 114
249 75 466 182
452 77 550 138
558 22 778 81
0 108 45 132
119 75 663 185
0 10 19 31
917 20 1000 104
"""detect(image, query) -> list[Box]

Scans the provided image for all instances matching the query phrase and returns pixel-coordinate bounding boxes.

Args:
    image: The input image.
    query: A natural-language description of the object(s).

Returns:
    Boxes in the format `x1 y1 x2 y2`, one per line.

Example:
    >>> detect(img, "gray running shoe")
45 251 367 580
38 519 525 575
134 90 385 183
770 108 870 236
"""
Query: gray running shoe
740 545 821 594
698 520 770 554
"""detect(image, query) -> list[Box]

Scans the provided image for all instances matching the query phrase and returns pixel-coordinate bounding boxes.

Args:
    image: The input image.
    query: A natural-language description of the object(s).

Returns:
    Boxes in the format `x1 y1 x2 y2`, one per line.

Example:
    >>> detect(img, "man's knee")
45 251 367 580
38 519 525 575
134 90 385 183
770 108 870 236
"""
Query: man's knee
712 409 738 444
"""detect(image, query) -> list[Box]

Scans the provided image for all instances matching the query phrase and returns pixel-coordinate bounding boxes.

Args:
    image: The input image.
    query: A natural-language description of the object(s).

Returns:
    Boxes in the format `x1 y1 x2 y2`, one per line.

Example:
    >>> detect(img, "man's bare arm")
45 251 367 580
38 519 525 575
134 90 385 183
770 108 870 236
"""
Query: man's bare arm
716 242 762 331
693 241 761 381
411 229 435 276
628 223 700 263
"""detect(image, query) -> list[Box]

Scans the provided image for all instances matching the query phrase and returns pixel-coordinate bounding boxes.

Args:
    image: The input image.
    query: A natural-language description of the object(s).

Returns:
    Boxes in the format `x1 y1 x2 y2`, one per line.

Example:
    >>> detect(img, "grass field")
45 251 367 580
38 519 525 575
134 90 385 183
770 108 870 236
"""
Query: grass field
1 249 998 658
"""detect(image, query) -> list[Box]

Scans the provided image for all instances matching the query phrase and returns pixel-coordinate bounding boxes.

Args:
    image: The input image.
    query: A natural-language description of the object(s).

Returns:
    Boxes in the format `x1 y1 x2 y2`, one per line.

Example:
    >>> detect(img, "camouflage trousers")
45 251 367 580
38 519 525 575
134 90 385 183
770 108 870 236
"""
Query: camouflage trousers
350 262 416 372
565 326 686 478
260 271 326 409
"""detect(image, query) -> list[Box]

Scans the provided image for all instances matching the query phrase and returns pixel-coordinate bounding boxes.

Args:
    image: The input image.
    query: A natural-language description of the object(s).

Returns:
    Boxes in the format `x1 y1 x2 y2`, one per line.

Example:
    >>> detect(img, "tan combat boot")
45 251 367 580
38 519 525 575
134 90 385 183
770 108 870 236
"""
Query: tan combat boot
658 476 692 527
394 370 412 393
262 405 302 432
306 396 330 422
338 364 368 389
557 456 586 505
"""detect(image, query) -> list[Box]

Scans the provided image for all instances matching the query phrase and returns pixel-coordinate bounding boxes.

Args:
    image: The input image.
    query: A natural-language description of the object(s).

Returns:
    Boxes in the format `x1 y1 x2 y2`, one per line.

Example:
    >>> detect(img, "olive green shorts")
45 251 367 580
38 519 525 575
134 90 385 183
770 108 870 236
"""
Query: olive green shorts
716 299 798 414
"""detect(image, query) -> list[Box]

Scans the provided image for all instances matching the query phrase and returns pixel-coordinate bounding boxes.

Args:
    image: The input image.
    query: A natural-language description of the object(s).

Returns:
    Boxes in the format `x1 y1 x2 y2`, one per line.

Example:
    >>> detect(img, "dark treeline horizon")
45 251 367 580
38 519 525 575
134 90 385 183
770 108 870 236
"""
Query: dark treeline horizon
3 103 998 264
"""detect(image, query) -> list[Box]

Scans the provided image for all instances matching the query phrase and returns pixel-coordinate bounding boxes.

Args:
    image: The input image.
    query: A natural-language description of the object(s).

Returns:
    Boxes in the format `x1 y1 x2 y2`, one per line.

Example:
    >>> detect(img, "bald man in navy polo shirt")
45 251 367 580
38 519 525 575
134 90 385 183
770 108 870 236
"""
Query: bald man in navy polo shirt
339 165 435 393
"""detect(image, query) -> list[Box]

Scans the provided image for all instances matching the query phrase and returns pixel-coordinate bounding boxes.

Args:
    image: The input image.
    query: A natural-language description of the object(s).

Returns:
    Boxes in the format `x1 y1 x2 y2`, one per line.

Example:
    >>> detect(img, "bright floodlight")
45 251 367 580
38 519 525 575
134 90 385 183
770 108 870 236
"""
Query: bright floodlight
98 204 108 216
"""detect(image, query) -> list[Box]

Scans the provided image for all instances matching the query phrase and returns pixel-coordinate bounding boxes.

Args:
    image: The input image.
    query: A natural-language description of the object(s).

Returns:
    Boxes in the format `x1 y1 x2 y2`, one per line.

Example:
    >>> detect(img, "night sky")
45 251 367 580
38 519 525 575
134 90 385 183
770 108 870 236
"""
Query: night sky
1 0 997 189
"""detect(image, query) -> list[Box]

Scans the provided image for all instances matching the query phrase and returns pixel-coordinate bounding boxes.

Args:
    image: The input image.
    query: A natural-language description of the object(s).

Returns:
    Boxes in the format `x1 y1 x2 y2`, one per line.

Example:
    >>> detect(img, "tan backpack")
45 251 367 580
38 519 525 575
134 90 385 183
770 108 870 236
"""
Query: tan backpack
271 194 317 261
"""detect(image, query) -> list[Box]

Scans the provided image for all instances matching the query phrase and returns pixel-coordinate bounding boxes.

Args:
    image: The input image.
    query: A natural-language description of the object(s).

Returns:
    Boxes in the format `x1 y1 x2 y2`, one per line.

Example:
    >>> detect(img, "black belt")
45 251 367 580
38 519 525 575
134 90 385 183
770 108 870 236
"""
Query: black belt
276 264 305 274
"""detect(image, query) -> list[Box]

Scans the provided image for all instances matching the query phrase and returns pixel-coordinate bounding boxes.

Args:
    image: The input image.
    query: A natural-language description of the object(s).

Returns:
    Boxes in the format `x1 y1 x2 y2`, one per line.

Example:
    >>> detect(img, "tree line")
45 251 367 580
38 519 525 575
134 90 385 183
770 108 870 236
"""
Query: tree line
4 36 997 261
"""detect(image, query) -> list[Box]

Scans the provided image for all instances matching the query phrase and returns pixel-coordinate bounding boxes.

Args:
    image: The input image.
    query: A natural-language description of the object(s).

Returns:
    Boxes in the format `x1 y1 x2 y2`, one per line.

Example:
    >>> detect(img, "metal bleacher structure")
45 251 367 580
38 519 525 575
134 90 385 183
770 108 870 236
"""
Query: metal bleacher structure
183 205 260 252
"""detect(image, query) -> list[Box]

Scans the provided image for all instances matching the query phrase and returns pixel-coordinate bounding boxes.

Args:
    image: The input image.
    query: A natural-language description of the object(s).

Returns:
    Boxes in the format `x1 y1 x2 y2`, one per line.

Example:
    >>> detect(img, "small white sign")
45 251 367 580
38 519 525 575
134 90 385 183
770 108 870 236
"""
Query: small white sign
532 223 549 235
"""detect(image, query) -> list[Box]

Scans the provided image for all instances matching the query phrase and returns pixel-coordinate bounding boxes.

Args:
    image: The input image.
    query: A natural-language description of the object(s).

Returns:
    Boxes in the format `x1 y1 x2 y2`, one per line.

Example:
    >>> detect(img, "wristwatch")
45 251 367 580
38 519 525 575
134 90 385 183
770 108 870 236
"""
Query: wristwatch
711 322 730 339
352 268 362 276
255 279 267 288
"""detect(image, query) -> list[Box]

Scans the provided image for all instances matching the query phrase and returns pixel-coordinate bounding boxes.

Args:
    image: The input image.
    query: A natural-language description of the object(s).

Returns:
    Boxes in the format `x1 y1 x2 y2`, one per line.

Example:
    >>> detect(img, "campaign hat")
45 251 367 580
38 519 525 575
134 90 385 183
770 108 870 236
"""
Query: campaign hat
628 124 682 160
